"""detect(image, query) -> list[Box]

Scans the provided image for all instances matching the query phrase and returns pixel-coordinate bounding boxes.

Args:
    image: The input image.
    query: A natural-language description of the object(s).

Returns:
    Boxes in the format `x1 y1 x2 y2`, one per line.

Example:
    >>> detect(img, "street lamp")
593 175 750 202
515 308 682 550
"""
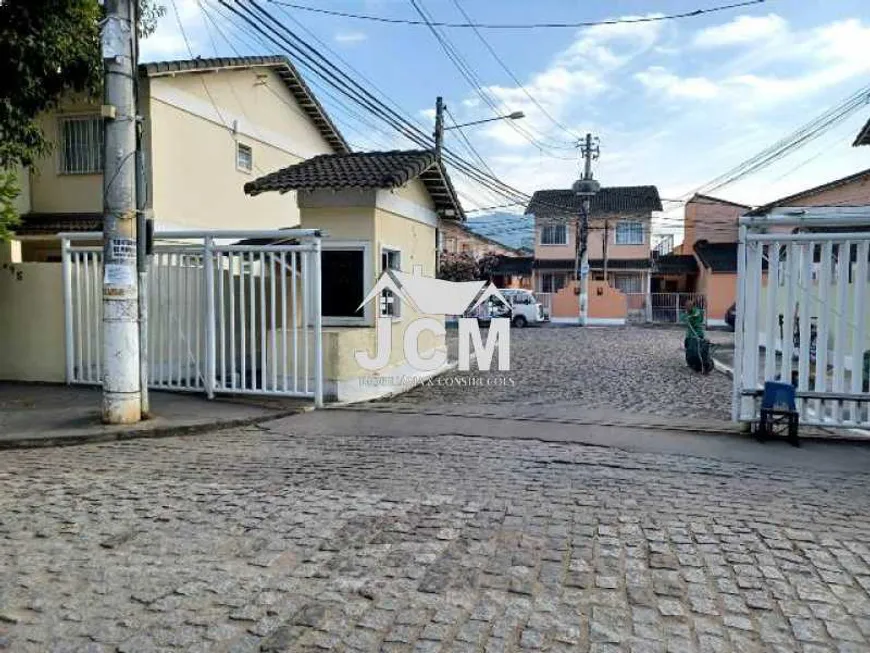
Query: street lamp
433 96 524 156
443 111 526 131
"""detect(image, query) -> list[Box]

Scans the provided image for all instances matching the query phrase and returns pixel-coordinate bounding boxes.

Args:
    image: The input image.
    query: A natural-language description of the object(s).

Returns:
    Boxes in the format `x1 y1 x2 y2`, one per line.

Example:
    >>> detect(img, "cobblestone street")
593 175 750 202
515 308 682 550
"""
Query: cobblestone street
385 326 735 425
2 410 870 653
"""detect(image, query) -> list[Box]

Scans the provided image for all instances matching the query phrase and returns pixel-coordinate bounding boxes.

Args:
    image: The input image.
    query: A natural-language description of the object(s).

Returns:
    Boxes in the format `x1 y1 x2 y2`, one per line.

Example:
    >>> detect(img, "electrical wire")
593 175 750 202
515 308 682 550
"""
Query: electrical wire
449 0 580 142
408 0 577 156
266 0 769 30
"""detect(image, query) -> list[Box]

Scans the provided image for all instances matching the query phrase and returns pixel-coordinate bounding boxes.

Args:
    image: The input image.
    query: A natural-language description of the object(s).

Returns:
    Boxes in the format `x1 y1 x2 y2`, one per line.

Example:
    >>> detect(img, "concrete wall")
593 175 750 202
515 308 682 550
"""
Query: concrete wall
11 164 31 215
684 198 743 248
535 215 650 261
26 67 338 230
549 280 627 322
781 174 870 208
698 270 737 321
148 67 334 230
0 263 66 382
29 100 104 214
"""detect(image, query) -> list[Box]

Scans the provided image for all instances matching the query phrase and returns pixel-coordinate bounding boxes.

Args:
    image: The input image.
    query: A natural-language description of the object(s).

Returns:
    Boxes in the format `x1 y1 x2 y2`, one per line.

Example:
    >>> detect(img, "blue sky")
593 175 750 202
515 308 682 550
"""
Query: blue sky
142 0 870 239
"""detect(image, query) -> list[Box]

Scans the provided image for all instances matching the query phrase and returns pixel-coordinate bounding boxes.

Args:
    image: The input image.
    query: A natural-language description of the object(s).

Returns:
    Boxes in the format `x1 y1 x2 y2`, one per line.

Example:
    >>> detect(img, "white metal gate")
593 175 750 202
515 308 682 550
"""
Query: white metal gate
61 230 324 406
733 209 870 428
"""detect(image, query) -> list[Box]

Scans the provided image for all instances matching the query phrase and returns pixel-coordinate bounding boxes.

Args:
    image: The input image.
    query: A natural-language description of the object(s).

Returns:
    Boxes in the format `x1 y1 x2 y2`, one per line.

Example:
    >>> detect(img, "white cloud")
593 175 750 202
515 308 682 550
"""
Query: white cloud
638 18 870 109
334 31 368 45
444 14 666 152
634 67 720 100
693 14 787 47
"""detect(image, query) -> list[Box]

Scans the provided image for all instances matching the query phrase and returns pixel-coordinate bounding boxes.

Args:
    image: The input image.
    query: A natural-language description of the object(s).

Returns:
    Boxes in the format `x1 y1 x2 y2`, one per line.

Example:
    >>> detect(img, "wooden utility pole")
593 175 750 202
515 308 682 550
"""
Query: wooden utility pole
100 0 141 423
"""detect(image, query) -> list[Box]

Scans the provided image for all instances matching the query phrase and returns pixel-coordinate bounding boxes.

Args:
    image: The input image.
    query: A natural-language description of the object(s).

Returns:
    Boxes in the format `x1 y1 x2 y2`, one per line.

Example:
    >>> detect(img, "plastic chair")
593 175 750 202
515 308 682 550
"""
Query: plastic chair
757 381 799 446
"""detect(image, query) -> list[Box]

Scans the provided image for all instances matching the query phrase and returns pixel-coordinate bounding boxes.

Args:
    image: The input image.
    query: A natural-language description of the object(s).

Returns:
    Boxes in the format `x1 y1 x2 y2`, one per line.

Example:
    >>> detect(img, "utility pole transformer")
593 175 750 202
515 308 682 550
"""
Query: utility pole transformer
100 0 142 424
573 133 600 327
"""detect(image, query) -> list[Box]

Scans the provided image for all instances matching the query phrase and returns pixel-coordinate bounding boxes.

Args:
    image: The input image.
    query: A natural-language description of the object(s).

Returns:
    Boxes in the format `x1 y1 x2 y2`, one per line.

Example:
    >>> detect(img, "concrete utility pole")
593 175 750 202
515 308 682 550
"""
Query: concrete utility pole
434 96 444 161
100 0 141 424
573 133 600 326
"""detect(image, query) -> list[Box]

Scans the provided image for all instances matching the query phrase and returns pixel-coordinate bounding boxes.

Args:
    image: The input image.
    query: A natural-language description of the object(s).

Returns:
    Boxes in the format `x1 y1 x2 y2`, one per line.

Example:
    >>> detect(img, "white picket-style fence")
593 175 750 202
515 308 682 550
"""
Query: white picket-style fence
61 230 324 406
733 208 870 429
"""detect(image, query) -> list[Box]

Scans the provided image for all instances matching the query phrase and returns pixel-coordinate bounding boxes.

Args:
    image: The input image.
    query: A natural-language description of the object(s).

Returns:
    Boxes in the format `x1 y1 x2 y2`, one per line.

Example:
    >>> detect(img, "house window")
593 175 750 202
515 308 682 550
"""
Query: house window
613 274 643 294
540 272 567 293
321 249 365 320
540 224 568 245
444 237 457 253
615 221 644 245
380 248 401 318
236 142 253 172
59 115 103 174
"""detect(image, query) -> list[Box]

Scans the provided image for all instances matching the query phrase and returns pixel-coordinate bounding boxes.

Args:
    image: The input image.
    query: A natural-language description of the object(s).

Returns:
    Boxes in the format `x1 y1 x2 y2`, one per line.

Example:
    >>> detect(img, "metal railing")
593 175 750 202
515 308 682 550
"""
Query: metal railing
61 230 324 406
734 210 870 428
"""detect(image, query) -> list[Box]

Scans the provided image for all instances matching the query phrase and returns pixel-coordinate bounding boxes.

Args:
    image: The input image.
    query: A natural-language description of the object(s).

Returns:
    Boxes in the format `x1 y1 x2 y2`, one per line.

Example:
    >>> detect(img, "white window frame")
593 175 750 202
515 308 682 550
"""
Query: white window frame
540 224 568 246
380 245 402 319
615 220 644 246
58 114 103 175
540 272 568 293
313 241 373 326
236 142 253 173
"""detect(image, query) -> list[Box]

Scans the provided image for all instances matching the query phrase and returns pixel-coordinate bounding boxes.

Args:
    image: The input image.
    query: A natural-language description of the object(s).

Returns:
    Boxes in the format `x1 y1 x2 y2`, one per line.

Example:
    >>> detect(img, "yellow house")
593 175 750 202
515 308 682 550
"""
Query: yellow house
1 56 468 403
11 55 349 259
244 149 466 401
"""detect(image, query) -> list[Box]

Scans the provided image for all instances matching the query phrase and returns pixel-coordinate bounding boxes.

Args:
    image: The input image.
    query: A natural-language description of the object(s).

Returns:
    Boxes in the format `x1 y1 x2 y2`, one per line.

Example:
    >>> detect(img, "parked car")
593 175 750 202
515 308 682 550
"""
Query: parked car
725 303 736 331
472 289 548 328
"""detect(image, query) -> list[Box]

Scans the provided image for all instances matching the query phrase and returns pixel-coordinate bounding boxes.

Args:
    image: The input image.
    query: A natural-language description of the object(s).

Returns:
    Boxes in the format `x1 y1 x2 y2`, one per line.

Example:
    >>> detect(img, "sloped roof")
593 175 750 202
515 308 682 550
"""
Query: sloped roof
492 255 533 276
689 194 751 209
15 212 102 236
140 55 350 154
854 117 870 147
693 241 737 273
745 166 870 216
653 254 698 275
244 150 465 220
525 186 662 218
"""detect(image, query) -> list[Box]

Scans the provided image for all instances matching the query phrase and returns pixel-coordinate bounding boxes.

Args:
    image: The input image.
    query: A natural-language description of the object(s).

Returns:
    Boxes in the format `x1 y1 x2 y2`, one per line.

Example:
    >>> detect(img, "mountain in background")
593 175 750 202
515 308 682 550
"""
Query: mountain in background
464 212 535 252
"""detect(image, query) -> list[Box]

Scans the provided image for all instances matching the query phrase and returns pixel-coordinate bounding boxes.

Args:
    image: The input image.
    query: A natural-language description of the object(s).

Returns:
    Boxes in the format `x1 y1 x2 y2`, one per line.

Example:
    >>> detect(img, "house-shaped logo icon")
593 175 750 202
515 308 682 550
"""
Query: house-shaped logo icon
358 266 509 316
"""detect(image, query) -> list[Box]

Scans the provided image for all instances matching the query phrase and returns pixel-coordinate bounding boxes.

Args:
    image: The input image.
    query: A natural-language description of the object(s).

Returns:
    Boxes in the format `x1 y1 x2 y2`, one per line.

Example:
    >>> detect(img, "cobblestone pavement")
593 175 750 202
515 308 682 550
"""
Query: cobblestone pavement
2 415 870 653
384 327 735 424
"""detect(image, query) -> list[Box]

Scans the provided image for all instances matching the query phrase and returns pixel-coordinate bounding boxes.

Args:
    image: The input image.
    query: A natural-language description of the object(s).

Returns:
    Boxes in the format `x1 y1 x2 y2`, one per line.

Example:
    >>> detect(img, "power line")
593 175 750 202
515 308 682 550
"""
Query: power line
449 0 580 143
216 0 533 205
267 0 768 29
408 0 577 156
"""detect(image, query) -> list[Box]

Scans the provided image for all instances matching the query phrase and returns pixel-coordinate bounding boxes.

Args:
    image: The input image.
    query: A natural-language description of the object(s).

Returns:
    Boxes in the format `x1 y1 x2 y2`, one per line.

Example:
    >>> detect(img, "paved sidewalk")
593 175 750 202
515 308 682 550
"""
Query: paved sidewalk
0 383 309 449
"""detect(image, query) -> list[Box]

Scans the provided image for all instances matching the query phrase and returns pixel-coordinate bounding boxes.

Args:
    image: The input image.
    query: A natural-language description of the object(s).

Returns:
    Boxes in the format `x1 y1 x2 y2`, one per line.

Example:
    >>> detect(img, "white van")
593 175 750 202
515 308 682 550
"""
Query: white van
474 289 548 327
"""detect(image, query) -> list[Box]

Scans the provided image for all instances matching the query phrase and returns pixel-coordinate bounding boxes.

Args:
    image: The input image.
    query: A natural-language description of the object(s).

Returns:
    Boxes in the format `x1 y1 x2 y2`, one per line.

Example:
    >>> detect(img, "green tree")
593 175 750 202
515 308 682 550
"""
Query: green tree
438 252 479 282
0 0 164 239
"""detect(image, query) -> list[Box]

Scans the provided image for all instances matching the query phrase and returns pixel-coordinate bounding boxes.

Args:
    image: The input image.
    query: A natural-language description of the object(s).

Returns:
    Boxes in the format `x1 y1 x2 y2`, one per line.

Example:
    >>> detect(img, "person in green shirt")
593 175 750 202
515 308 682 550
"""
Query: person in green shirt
683 299 712 374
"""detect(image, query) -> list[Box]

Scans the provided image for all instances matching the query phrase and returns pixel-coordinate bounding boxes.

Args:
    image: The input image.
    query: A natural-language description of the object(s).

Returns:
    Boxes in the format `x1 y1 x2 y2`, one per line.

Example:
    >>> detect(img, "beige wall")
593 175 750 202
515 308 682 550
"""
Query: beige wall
549 280 627 320
148 67 335 230
535 215 651 260
684 198 744 248
26 67 338 230
11 164 31 215
29 100 104 214
0 263 66 382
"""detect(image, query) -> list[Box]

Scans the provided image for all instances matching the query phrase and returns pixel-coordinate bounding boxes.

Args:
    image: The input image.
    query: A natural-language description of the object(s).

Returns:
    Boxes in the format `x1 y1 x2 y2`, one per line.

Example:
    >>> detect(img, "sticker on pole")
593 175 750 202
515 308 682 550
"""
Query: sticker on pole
104 263 135 288
580 263 590 276
110 238 137 261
